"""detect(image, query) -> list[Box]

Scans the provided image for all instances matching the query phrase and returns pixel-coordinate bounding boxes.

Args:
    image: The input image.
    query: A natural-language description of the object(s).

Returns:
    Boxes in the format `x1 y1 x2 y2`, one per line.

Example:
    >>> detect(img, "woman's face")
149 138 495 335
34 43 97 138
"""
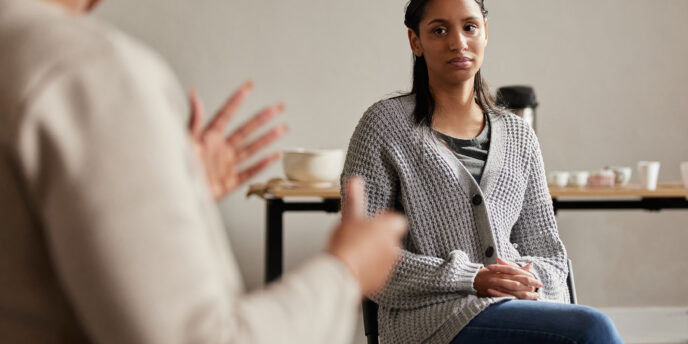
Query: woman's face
408 0 488 88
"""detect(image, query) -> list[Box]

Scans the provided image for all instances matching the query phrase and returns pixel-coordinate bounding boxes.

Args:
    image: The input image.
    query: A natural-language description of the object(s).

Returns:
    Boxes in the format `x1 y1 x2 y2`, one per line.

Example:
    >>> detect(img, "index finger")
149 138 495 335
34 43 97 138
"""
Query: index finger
206 80 253 133
486 264 534 278
342 176 367 221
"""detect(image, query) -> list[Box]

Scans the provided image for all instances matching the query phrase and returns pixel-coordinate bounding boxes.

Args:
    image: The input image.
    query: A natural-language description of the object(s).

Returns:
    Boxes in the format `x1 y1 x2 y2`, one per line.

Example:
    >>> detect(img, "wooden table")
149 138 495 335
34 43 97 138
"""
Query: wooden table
549 183 688 212
248 180 688 283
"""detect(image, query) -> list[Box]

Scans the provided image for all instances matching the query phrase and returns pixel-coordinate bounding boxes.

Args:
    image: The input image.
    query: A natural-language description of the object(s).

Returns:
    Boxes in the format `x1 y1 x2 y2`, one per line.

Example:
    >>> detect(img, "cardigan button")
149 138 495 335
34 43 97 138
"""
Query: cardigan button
485 246 494 258
472 194 483 206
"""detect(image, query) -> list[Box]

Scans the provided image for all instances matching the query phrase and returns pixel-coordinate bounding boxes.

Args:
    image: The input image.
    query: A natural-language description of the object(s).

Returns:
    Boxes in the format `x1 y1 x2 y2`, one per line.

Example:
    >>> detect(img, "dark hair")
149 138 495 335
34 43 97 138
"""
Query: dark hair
405 0 500 127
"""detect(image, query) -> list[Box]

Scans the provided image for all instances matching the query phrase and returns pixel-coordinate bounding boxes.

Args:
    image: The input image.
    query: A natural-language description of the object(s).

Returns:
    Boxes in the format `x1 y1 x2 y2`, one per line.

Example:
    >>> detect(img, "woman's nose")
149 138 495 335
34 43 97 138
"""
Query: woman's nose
449 32 468 52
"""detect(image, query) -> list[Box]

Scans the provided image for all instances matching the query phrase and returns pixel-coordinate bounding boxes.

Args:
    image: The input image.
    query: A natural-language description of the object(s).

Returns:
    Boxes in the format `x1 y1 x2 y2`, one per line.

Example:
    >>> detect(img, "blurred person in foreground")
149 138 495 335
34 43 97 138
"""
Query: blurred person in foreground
0 0 407 343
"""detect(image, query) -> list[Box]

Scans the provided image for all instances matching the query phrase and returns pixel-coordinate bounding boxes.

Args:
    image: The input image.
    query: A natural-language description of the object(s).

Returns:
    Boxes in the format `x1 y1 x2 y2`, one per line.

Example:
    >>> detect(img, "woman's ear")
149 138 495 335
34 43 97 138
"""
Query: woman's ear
408 29 423 57
484 19 489 45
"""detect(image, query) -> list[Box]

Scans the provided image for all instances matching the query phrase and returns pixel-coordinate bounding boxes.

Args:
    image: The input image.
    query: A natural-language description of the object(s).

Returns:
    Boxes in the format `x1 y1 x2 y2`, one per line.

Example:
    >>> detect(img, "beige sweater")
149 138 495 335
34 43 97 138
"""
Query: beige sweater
0 1 359 343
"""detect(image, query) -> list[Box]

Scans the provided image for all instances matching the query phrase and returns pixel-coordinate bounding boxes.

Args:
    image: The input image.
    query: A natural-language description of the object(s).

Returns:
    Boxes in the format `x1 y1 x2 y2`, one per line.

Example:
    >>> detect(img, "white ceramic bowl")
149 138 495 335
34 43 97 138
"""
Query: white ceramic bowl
547 171 570 187
282 149 345 183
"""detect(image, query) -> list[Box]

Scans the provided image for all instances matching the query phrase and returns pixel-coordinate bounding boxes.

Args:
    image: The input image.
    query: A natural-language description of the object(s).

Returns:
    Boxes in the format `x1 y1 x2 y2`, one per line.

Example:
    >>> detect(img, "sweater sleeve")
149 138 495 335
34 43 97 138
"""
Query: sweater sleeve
510 130 570 303
15 45 359 344
341 107 483 309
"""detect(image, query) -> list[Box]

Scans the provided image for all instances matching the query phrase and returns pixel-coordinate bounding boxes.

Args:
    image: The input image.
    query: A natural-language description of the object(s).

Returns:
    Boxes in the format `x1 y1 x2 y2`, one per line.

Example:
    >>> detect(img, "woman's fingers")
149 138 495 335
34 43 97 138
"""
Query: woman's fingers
496 257 519 268
497 257 533 272
235 124 289 164
496 274 542 289
511 274 543 289
207 80 254 134
488 277 531 292
226 102 284 147
511 290 539 300
487 288 512 298
486 264 535 279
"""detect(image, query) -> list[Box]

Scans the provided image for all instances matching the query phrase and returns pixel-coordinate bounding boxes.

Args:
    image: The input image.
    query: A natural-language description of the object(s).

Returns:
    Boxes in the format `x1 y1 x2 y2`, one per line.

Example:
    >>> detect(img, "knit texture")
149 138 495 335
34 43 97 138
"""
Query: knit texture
341 94 569 344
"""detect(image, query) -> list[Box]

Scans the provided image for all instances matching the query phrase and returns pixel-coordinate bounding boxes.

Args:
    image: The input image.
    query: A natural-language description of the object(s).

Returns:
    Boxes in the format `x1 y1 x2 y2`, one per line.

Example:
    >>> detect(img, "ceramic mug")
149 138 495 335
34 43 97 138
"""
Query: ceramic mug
548 171 570 187
608 166 632 186
637 161 661 191
568 171 589 187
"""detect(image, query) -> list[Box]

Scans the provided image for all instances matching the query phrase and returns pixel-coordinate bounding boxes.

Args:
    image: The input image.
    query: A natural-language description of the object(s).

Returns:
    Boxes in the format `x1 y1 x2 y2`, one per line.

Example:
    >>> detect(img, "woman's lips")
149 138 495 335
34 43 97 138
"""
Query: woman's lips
448 57 472 68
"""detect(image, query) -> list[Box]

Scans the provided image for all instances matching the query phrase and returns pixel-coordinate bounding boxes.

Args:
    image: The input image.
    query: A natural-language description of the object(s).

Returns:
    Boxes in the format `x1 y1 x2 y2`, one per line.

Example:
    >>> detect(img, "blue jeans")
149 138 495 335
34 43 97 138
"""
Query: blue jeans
450 300 624 344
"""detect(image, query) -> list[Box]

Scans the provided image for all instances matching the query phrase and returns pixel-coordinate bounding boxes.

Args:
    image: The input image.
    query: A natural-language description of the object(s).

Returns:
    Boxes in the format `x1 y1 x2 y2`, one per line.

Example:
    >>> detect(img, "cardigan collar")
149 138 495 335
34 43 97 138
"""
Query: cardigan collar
399 94 506 200
428 112 504 199
414 113 506 198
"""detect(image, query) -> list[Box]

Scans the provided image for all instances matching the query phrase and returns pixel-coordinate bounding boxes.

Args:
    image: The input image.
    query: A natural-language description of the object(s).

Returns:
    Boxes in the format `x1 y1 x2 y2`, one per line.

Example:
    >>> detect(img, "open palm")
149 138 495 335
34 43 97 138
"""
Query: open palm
188 81 288 201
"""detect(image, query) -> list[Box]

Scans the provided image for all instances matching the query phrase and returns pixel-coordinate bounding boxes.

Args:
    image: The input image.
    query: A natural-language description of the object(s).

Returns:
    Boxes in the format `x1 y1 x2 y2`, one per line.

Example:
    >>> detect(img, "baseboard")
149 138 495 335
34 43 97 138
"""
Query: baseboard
600 307 688 344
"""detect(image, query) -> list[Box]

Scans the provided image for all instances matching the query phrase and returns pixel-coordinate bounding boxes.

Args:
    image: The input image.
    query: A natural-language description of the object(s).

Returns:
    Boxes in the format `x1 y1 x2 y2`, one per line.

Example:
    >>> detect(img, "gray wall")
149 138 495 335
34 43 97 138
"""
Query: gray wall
96 0 688 308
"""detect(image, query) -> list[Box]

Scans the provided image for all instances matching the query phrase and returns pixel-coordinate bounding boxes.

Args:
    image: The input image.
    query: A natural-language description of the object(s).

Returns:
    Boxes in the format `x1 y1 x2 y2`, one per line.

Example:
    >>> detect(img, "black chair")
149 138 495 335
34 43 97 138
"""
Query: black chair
362 259 578 344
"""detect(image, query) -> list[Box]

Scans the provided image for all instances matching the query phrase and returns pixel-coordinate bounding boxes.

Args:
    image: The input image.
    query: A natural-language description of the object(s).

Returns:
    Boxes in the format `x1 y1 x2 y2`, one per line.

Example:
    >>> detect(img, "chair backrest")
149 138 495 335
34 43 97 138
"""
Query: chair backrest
362 259 577 343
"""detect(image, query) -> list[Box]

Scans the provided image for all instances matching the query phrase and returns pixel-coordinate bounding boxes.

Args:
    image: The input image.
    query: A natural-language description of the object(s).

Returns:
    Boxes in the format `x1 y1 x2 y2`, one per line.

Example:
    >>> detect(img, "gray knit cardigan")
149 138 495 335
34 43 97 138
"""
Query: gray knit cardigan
341 94 570 344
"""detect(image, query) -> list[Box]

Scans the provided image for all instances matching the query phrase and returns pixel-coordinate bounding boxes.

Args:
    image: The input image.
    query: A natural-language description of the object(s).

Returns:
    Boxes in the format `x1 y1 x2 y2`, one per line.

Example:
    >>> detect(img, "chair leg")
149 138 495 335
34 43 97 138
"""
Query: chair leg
362 298 379 344
567 258 578 304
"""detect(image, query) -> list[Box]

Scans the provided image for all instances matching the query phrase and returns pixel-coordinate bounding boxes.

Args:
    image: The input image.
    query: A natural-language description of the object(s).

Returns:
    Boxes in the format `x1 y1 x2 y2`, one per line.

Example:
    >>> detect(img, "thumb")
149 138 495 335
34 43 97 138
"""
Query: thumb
374 211 408 239
342 176 367 221
189 88 205 138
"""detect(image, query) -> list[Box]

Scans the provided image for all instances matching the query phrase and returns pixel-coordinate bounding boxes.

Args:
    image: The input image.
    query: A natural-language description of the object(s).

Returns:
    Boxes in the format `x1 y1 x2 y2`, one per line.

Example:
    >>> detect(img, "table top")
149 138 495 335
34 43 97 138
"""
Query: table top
549 183 688 198
248 179 688 200
248 179 341 199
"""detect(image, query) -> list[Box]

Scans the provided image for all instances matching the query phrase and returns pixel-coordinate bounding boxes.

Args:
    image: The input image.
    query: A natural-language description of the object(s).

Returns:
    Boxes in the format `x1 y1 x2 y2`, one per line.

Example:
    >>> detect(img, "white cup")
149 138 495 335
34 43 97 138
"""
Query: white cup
609 166 632 186
681 162 688 188
548 171 570 187
637 161 661 190
568 171 589 187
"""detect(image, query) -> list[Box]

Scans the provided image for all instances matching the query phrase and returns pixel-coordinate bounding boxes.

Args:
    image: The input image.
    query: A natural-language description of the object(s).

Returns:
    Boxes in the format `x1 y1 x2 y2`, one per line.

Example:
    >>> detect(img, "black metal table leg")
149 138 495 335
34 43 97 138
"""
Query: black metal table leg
264 198 341 284
265 199 284 284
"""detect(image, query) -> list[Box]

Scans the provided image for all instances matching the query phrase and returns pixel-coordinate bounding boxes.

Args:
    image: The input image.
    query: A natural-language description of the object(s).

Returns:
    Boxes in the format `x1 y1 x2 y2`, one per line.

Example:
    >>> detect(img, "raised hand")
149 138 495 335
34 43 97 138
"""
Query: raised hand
328 177 408 296
474 257 542 300
188 81 289 201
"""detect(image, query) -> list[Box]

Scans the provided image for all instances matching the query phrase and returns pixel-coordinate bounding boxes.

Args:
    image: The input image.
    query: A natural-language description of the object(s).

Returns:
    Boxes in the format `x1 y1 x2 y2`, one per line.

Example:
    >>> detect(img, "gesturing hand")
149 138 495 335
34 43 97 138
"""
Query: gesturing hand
474 257 543 300
188 81 289 201
328 177 408 296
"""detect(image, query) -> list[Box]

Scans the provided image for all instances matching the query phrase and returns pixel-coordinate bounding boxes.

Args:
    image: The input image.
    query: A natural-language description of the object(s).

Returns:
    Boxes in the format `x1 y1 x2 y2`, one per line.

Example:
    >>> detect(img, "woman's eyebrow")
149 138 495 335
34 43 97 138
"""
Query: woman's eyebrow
426 16 480 25
427 18 448 25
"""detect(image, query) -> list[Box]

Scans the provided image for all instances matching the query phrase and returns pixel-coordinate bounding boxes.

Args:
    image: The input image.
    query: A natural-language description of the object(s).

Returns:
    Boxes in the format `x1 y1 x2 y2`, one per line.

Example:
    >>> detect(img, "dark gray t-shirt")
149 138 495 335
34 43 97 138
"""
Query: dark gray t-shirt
433 114 491 184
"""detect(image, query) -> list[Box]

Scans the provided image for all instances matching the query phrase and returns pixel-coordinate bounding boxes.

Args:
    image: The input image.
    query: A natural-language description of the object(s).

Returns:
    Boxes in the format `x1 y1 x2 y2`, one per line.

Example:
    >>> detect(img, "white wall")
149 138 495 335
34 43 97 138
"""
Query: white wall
96 0 688 310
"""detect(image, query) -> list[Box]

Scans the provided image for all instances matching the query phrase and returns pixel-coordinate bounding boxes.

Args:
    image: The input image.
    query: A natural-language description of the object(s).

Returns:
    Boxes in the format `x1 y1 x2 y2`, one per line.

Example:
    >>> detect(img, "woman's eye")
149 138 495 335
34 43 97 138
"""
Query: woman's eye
464 24 478 32
433 27 448 36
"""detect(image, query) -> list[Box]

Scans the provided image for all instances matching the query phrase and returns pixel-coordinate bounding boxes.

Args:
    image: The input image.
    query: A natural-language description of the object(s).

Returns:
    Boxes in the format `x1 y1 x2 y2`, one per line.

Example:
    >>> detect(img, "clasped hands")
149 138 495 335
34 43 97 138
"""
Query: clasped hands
474 257 543 300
